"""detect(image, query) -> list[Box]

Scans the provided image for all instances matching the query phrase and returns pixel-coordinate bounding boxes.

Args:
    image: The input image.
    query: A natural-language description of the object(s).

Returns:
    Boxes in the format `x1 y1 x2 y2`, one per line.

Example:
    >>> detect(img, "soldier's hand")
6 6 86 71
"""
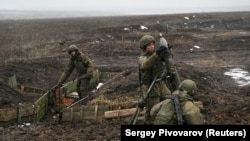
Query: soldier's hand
169 67 175 74
156 46 166 56
156 46 170 60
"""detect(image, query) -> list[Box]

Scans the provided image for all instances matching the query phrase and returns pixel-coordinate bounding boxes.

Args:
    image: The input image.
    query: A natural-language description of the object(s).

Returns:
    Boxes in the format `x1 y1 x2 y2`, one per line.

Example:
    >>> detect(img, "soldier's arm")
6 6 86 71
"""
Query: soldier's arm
182 101 206 125
58 60 75 85
139 53 159 70
150 99 174 125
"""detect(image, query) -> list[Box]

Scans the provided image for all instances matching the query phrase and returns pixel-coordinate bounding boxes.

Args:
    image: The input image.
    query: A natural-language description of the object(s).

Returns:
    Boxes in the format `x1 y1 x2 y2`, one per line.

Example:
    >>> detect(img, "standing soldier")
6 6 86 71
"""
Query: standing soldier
57 44 94 99
150 79 206 125
137 34 172 125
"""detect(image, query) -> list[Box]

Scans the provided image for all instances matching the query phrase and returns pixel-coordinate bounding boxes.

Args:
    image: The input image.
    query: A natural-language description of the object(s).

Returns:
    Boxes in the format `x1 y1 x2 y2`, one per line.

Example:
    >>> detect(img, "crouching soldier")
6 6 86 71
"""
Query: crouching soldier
150 79 206 125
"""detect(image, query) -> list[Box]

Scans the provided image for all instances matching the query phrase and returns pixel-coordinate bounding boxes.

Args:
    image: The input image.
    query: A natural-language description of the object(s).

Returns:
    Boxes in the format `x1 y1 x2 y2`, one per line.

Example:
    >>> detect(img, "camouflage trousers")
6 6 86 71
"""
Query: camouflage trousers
142 81 171 125
77 78 91 99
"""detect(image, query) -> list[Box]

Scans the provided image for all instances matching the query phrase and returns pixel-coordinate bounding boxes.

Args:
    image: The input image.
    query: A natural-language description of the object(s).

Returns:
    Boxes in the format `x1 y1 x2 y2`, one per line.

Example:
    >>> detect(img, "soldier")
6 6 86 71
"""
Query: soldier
137 34 172 125
57 44 94 99
150 79 206 125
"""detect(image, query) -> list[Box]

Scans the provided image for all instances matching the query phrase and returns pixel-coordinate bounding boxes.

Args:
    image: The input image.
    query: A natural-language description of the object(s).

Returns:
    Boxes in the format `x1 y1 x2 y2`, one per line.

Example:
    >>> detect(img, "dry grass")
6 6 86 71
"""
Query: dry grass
88 94 137 109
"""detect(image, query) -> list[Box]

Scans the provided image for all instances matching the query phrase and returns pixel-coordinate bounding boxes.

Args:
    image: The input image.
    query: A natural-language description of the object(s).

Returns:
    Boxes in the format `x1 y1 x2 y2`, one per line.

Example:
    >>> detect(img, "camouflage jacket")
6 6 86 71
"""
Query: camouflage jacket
139 51 166 85
58 51 94 85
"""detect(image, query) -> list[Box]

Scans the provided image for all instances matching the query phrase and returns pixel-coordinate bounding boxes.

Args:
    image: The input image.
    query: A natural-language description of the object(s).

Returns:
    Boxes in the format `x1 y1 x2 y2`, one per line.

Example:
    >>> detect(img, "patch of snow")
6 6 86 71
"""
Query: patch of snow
194 45 200 49
140 25 148 30
224 67 250 86
123 27 130 31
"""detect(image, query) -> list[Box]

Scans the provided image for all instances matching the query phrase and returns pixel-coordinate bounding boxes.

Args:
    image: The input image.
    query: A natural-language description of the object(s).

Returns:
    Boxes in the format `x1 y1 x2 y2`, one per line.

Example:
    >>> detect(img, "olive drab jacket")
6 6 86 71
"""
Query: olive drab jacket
139 51 166 85
150 90 205 125
58 51 94 85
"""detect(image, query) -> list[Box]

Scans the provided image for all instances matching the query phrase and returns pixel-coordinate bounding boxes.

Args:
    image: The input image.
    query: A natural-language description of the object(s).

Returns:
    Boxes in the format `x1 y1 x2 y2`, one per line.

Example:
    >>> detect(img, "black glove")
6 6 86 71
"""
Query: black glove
137 97 146 109
156 46 169 60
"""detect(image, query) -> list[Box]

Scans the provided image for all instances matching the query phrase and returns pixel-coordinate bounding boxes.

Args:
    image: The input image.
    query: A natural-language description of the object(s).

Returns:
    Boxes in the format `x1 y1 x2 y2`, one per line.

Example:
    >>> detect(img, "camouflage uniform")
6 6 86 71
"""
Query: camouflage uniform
150 79 205 125
138 35 171 125
58 45 94 99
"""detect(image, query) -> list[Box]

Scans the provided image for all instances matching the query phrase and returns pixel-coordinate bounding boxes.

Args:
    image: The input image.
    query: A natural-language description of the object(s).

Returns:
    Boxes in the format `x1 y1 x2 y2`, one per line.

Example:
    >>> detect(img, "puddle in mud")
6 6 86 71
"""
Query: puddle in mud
224 67 250 86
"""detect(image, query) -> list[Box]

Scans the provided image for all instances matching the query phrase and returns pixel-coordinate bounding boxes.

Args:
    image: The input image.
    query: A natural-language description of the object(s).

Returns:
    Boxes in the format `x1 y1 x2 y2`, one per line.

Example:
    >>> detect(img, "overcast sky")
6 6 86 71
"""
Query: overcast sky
1 0 250 15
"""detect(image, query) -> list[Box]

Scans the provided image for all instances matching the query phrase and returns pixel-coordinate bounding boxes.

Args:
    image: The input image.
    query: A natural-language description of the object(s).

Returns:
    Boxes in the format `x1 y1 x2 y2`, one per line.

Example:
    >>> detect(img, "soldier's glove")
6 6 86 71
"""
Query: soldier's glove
168 67 175 74
156 46 170 61
137 97 146 109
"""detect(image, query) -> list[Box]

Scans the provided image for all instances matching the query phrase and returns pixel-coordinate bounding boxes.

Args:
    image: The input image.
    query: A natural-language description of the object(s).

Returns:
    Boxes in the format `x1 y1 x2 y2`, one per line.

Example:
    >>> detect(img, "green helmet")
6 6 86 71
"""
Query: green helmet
67 45 78 54
139 35 155 49
178 79 197 96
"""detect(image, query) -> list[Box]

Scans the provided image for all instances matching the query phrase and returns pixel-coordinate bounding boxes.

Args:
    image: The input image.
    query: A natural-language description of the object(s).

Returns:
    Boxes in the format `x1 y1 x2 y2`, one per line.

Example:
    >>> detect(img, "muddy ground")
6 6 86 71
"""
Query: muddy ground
0 11 250 140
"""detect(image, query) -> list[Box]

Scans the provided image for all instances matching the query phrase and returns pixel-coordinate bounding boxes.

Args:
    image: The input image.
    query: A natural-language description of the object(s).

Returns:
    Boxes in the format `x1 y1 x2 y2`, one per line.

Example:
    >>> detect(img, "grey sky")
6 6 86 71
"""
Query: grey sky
1 0 250 15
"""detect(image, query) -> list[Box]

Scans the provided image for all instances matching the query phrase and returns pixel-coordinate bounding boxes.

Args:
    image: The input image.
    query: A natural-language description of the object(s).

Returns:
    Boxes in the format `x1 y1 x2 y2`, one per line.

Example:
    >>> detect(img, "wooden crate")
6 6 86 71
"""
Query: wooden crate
0 71 124 126
0 76 49 127
61 105 110 122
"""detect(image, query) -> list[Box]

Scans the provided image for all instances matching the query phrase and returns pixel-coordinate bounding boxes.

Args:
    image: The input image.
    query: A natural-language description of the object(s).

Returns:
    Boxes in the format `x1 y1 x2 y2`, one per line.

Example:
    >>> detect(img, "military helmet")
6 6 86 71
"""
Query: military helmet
68 45 78 54
178 79 197 96
67 45 78 54
139 35 155 49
